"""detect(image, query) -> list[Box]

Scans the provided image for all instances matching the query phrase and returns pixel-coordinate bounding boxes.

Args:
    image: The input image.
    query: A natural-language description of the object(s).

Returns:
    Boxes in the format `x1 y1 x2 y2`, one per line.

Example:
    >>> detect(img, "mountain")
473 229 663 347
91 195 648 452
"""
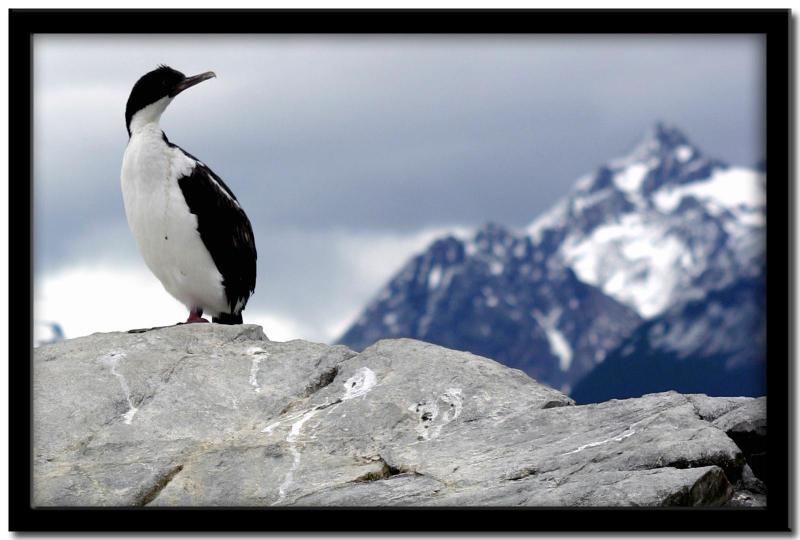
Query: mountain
571 273 766 404
338 123 766 396
339 224 642 392
528 122 765 318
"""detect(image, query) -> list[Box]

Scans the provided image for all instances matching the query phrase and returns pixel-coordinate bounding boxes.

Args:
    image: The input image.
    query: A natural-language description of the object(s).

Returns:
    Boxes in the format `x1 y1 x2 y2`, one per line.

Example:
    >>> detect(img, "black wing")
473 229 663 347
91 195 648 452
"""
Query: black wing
174 145 257 316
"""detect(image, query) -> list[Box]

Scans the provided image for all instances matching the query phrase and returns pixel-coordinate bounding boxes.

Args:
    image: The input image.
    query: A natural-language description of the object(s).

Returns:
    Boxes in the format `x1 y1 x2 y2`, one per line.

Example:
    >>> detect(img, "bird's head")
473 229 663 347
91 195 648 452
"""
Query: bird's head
125 65 216 136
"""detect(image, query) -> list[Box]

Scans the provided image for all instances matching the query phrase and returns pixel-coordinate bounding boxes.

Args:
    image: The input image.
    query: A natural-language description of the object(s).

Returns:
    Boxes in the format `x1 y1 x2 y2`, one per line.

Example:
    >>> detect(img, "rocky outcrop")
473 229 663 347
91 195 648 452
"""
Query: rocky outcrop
33 324 766 507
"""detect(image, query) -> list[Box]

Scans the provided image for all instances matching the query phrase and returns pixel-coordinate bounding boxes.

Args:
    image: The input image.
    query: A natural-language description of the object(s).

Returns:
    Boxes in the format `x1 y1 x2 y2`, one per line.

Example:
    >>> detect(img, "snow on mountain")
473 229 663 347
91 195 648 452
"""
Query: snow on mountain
528 122 765 318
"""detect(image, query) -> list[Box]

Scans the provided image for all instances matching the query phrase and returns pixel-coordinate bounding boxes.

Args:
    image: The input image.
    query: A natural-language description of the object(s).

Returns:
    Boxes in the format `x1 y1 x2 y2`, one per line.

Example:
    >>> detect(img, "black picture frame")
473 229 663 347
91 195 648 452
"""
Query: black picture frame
8 8 791 533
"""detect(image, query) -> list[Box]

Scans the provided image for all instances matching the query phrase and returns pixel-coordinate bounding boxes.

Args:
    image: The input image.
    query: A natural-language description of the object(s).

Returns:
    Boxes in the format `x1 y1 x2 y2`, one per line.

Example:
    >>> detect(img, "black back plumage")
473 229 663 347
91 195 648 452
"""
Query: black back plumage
164 134 258 320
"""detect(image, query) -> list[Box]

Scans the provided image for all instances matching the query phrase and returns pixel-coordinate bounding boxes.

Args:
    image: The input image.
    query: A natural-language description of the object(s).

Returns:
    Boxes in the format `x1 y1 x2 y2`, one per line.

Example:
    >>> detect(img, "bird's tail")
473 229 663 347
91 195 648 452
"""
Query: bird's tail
213 312 243 325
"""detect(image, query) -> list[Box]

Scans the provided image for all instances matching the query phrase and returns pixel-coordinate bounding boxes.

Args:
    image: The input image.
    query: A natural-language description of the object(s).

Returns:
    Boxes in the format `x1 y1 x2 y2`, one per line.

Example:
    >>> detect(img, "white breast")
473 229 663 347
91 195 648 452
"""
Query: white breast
120 124 229 316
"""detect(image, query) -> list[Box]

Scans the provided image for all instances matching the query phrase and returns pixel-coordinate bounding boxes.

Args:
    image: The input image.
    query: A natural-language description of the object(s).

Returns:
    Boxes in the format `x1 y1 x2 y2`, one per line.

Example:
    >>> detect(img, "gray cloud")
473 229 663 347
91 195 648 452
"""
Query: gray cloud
33 34 764 336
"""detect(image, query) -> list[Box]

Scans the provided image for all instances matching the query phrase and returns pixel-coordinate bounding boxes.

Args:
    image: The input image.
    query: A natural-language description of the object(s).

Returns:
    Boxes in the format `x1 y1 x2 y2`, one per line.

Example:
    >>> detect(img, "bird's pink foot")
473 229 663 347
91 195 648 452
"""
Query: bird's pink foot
186 309 209 324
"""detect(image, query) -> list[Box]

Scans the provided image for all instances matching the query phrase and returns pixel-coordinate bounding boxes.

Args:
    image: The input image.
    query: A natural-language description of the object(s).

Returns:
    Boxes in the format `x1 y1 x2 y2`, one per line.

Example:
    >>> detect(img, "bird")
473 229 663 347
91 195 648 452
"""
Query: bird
121 65 256 325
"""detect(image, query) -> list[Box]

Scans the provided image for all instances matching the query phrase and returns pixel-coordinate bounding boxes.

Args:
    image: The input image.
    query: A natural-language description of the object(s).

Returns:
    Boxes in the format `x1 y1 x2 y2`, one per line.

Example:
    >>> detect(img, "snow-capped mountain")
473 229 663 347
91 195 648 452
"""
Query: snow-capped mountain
338 123 766 395
529 122 765 318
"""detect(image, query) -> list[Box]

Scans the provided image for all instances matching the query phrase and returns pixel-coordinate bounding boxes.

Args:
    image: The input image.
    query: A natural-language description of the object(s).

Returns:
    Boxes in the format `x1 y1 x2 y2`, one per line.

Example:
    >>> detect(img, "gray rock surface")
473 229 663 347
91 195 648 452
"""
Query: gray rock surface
33 324 766 507
712 396 767 436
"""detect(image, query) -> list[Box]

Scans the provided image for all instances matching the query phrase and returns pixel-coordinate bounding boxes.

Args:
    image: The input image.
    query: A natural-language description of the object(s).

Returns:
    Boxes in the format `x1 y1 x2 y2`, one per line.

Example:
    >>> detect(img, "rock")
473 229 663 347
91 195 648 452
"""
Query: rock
725 463 768 508
712 397 767 436
686 395 768 491
711 397 767 482
686 394 754 422
726 490 767 507
33 325 763 507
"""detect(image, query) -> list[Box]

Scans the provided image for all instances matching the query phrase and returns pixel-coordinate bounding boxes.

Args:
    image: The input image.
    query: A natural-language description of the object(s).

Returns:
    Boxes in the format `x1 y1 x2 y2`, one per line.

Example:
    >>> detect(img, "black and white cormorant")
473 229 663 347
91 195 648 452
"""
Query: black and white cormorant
121 65 256 324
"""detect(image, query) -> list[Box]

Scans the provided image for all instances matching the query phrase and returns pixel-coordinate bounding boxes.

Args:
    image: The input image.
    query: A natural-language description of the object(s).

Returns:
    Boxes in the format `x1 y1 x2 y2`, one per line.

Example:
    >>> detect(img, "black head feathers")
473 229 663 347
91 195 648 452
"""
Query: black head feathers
125 65 216 136
125 65 186 135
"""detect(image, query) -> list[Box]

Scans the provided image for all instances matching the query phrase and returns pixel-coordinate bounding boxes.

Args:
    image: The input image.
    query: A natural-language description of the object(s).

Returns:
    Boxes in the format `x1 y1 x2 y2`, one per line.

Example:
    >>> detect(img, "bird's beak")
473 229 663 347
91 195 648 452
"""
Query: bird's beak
170 71 216 97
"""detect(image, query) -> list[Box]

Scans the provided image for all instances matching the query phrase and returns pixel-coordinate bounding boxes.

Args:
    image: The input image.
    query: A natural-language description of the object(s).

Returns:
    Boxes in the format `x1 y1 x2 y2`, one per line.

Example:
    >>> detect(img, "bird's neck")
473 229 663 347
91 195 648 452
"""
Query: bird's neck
128 96 173 137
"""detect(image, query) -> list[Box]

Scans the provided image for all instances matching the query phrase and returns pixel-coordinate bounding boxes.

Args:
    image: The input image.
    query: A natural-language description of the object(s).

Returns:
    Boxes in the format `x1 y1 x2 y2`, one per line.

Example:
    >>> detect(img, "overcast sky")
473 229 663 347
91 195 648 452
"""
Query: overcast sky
32 34 764 343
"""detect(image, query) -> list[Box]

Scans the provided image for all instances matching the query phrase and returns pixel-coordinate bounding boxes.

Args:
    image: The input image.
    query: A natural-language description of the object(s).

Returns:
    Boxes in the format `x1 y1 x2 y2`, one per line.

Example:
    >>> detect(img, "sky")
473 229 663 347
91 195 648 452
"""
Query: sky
32 34 764 343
